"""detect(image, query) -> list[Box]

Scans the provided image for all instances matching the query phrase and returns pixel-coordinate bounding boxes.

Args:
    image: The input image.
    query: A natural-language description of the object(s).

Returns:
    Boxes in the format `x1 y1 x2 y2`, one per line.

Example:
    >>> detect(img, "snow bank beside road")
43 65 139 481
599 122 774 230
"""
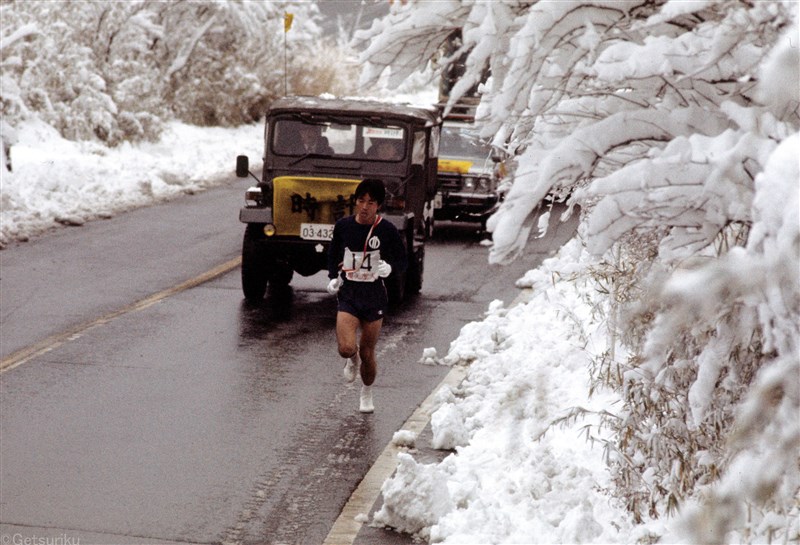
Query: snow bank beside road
0 89 435 249
373 239 636 543
0 119 262 247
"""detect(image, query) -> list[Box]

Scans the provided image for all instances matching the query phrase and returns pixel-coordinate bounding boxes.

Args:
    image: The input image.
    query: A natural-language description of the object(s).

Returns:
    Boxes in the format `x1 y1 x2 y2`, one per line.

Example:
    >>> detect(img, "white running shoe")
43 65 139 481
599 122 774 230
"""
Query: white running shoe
359 385 374 413
343 349 360 383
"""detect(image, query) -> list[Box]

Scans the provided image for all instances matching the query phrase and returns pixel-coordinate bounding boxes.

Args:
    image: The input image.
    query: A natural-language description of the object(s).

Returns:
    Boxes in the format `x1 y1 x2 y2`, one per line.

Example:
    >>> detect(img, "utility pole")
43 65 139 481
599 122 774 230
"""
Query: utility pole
283 12 293 96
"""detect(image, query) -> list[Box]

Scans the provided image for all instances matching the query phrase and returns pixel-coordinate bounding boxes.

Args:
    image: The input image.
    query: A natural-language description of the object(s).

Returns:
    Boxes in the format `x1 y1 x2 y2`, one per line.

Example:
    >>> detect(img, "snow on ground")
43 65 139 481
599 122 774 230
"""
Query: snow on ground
372 239 645 543
0 88 436 248
2 101 647 543
0 118 262 247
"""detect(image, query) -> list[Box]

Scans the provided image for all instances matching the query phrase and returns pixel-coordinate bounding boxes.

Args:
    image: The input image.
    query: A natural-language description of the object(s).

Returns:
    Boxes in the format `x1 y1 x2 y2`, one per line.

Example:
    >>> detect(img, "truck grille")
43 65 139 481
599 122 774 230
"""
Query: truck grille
437 173 463 191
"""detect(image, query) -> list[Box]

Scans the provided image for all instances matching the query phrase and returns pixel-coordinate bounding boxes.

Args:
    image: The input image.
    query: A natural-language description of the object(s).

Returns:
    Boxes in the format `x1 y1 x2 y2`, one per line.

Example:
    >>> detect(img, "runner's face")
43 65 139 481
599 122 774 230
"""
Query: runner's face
355 194 379 224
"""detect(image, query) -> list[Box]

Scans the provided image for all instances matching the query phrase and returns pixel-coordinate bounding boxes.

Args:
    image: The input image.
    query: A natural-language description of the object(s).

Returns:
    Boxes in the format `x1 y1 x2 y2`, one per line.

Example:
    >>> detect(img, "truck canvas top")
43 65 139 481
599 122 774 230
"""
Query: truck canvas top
267 96 441 127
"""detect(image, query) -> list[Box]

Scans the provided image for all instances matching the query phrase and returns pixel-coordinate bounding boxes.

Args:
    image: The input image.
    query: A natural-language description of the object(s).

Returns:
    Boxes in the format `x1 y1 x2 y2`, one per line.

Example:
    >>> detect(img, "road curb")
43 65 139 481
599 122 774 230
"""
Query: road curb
323 289 533 544
322 364 469 545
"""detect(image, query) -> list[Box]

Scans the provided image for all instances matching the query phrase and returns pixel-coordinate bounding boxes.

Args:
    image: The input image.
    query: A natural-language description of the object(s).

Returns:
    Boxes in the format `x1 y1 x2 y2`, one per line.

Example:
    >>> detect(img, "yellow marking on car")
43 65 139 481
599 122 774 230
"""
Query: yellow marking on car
437 158 473 173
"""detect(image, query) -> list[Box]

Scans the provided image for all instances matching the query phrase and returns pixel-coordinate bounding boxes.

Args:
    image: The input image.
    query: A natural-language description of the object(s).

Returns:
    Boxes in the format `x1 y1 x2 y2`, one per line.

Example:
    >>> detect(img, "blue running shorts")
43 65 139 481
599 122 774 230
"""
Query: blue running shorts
337 281 387 322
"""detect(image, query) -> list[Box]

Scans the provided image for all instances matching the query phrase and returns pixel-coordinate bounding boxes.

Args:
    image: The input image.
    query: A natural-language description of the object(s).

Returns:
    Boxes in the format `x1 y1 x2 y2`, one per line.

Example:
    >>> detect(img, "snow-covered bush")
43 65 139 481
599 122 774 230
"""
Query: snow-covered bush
1 1 355 145
3 2 157 144
356 0 799 542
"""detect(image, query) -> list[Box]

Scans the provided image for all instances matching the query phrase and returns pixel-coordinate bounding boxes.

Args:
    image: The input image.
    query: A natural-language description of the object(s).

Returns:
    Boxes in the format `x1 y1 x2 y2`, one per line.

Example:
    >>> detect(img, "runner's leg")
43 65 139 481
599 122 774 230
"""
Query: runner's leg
336 311 360 359
358 318 383 386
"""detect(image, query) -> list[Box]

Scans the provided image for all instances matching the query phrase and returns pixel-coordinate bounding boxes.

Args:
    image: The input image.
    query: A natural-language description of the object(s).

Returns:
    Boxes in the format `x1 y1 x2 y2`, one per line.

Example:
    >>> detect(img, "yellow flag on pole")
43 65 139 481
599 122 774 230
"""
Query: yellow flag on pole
284 12 293 32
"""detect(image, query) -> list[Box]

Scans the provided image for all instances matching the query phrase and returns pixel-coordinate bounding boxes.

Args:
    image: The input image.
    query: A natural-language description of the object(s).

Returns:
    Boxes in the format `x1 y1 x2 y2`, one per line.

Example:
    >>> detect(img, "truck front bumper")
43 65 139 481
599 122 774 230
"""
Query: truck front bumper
434 191 500 221
239 207 274 223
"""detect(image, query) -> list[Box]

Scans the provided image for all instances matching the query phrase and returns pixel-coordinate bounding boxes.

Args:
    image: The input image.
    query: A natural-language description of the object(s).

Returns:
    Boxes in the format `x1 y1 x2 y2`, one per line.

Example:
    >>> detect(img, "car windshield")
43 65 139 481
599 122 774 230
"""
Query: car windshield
439 124 492 160
272 119 406 161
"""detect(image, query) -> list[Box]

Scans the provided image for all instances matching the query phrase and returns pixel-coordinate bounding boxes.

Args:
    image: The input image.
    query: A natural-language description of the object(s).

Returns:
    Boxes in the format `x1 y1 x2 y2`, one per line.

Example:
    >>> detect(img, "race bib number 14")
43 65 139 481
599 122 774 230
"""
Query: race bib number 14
343 248 380 282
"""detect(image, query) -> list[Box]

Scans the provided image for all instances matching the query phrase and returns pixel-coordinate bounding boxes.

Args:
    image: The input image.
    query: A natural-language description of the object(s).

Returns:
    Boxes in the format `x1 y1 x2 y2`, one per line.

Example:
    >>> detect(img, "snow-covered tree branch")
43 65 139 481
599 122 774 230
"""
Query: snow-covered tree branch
356 0 799 541
1 0 354 144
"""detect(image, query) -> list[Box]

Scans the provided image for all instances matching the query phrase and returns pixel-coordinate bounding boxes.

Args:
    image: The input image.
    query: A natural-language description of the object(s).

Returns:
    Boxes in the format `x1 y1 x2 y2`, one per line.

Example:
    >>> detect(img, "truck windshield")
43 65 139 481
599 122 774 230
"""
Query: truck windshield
272 119 406 161
440 124 492 160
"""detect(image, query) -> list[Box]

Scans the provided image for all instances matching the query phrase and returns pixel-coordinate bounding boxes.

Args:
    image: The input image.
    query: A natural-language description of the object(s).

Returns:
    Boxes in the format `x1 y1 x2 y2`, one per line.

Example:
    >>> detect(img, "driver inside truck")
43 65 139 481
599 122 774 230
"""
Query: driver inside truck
293 123 333 155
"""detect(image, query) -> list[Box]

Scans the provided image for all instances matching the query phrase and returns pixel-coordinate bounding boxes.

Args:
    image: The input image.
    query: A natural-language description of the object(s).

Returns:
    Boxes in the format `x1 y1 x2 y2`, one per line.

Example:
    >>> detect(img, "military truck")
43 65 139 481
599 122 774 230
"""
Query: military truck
235 96 442 305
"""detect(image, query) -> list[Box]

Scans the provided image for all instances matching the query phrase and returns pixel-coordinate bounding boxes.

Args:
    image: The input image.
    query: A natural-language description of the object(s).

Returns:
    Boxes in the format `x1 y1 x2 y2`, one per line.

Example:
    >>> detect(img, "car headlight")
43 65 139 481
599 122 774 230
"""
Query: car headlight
463 176 491 192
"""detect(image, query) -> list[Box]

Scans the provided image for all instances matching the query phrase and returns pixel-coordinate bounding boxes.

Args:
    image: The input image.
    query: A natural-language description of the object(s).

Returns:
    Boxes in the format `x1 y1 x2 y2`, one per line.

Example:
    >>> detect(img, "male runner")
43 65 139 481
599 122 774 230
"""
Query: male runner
326 179 407 413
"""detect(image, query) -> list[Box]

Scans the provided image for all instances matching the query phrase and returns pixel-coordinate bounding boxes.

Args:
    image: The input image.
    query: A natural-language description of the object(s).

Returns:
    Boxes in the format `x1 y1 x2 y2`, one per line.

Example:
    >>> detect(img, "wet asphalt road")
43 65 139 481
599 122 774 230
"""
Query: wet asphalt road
0 175 578 544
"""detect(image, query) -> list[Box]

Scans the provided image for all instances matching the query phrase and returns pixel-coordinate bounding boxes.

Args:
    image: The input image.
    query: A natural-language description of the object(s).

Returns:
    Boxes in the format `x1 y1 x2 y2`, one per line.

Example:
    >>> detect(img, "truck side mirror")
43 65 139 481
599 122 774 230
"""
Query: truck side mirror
236 155 250 178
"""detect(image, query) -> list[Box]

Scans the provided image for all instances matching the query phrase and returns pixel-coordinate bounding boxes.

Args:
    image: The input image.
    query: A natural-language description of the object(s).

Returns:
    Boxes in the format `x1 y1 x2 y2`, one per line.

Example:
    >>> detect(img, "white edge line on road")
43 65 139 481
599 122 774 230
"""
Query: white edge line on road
323 289 533 545
0 257 242 374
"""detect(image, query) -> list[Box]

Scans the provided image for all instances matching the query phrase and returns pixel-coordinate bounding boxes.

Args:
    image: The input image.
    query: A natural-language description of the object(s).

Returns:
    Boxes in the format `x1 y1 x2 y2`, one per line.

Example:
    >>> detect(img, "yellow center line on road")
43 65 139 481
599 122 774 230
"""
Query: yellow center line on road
0 256 242 374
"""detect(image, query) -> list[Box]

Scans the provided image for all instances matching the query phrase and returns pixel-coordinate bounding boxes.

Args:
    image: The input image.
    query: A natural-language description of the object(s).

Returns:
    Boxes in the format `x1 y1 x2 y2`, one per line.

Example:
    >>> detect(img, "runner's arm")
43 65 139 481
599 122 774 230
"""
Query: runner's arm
327 222 344 279
382 223 408 276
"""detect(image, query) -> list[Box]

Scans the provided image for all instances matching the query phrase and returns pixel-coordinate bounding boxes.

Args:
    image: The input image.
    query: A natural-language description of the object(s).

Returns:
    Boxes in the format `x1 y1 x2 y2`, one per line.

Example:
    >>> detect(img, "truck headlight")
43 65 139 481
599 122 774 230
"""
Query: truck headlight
245 186 261 206
463 176 476 190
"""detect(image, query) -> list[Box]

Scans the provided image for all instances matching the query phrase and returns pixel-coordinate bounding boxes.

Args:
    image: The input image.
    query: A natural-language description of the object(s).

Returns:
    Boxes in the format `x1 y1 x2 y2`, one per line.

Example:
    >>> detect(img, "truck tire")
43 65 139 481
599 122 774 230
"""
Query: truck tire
241 224 268 301
405 246 424 295
424 216 434 240
386 270 406 308
270 262 294 287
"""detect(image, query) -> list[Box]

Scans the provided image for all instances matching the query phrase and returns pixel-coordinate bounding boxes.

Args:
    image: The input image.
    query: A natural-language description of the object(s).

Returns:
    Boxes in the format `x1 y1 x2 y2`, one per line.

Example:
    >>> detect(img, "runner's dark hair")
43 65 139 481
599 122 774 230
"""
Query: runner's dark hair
355 178 386 205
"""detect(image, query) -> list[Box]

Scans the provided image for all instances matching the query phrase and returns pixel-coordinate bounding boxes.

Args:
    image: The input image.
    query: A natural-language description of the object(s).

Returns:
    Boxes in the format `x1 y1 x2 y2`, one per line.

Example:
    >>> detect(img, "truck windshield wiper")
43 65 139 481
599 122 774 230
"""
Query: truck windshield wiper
288 152 328 166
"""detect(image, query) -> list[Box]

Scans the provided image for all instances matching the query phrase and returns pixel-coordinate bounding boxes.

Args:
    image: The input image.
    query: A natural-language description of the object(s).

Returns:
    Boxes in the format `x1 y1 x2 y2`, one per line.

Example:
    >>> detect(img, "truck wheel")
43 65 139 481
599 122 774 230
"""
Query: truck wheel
405 246 424 295
270 263 294 287
424 216 434 240
241 224 268 301
386 270 406 308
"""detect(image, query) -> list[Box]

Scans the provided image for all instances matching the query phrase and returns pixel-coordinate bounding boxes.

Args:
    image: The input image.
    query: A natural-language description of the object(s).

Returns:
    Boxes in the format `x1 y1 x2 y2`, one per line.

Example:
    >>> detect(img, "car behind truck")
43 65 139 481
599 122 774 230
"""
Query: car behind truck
434 118 507 230
236 96 442 305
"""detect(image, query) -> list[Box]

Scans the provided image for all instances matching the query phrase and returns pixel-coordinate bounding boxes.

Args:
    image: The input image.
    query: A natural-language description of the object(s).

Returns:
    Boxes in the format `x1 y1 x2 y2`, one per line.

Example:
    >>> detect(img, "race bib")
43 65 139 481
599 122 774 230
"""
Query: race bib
343 248 381 282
